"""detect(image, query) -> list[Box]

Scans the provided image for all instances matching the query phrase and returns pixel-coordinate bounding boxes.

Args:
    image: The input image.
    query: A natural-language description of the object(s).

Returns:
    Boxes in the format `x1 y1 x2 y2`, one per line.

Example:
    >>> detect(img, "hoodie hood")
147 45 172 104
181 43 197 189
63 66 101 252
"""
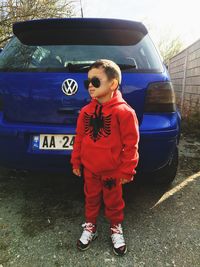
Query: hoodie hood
87 90 127 138
86 90 127 137
90 90 126 108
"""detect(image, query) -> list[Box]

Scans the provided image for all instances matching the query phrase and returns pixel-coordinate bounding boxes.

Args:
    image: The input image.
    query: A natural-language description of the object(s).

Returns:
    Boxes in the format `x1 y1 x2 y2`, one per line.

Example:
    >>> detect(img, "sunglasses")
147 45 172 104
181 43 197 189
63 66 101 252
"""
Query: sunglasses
84 77 101 90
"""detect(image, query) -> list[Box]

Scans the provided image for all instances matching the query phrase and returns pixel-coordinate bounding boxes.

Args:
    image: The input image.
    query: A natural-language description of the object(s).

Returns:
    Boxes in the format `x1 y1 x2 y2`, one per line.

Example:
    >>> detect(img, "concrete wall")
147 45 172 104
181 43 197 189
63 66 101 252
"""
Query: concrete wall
168 39 200 117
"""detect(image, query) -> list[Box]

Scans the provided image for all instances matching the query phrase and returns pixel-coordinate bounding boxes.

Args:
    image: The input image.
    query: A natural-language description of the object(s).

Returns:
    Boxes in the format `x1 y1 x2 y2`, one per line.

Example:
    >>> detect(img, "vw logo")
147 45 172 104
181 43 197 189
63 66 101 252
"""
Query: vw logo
62 79 78 96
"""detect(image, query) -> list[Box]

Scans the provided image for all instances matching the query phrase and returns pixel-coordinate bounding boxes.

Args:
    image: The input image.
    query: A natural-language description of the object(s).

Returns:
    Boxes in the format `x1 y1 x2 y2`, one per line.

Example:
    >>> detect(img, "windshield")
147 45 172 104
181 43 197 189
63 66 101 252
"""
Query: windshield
0 35 163 73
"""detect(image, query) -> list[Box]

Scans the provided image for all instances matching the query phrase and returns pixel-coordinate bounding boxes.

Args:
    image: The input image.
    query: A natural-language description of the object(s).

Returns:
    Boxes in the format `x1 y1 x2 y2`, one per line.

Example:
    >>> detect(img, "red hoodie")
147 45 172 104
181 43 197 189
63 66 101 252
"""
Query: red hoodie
71 90 139 181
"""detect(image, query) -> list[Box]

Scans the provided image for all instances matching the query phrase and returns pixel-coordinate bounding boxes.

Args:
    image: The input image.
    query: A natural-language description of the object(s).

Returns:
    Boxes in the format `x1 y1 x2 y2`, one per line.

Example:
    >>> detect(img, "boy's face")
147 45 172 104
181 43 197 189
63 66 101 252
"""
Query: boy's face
87 67 118 103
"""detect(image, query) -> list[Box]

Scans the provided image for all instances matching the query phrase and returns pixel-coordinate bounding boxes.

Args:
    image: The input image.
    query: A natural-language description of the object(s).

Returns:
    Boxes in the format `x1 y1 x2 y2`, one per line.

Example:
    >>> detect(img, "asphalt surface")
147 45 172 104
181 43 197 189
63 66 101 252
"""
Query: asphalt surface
0 135 200 267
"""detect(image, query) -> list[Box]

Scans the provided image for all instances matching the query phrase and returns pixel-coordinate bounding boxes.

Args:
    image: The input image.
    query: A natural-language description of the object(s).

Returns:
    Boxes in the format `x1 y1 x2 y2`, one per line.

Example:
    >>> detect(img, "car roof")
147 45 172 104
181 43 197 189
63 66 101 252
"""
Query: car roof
13 18 148 46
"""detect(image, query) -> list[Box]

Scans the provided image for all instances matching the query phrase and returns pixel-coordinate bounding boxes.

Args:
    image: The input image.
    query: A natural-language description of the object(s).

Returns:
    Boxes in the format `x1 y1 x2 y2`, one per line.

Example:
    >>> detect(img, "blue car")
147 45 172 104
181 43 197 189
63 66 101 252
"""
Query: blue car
0 18 180 183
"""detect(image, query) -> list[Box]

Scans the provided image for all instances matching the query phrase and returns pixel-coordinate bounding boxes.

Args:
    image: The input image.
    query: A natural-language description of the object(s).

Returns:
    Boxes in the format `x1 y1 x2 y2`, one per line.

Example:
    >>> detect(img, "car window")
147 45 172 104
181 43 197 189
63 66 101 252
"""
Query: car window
0 35 163 73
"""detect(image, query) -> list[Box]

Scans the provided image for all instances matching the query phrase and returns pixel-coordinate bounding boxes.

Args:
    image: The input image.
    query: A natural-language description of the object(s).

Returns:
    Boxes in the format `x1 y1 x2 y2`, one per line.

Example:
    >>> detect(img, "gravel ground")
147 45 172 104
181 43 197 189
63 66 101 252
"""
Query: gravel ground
0 134 200 267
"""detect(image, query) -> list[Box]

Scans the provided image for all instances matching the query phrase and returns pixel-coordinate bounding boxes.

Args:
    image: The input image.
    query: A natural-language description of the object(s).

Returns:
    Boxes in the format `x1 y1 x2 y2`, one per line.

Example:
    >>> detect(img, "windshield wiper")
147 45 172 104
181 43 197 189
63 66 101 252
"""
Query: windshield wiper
118 64 137 70
66 63 92 72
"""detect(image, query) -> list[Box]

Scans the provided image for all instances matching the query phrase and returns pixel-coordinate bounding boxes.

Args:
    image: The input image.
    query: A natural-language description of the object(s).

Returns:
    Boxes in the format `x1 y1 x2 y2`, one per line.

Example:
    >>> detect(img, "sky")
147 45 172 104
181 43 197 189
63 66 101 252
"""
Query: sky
74 0 200 49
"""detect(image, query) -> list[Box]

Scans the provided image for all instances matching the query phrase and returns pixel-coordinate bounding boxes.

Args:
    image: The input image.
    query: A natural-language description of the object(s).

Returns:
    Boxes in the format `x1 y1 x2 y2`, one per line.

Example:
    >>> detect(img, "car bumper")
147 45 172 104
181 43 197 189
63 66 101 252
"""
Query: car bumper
138 112 180 172
0 112 180 172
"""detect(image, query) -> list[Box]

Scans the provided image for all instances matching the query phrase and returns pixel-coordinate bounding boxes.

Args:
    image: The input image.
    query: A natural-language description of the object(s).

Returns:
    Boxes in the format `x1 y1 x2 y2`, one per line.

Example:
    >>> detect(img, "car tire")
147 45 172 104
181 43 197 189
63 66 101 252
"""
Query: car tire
150 146 179 185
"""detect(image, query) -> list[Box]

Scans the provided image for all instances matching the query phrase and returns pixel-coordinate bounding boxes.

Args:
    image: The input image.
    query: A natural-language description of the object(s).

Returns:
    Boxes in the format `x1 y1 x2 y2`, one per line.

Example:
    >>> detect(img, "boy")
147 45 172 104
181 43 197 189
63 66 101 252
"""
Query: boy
71 59 139 256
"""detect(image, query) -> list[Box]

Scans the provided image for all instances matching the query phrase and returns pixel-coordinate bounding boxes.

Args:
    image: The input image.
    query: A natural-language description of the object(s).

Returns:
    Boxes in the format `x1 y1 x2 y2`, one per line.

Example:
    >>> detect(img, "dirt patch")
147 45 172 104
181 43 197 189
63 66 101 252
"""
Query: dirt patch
179 134 200 175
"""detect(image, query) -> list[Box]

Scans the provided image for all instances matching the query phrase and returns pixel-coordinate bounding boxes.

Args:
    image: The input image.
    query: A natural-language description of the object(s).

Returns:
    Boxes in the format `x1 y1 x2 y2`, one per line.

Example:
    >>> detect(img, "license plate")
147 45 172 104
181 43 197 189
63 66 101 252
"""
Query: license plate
32 134 75 150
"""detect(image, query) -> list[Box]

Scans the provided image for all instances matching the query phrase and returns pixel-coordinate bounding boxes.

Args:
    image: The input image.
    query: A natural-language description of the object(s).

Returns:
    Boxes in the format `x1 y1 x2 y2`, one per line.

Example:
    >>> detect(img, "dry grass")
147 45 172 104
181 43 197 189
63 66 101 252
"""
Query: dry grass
181 111 200 139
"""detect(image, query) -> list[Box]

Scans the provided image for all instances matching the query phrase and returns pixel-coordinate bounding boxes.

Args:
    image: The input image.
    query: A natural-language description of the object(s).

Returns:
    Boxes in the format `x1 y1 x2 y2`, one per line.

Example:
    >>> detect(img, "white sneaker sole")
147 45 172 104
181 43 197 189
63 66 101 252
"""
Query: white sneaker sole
77 231 98 251
113 245 127 256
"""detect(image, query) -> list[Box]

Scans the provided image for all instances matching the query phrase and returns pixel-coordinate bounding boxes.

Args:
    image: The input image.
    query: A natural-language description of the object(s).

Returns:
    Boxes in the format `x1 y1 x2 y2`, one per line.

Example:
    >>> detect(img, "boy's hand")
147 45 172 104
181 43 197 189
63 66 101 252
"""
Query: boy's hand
120 178 129 184
73 168 81 177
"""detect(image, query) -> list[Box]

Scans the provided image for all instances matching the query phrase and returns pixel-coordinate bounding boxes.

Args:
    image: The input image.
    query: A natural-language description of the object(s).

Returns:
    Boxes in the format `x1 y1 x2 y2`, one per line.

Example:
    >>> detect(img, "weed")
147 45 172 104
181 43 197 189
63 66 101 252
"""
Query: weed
181 111 200 139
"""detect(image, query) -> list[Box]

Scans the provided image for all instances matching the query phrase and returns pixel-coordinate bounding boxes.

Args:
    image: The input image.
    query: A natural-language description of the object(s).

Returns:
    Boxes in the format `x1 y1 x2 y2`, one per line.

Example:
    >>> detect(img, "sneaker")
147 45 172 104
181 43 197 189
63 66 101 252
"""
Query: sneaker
110 224 127 256
77 222 98 251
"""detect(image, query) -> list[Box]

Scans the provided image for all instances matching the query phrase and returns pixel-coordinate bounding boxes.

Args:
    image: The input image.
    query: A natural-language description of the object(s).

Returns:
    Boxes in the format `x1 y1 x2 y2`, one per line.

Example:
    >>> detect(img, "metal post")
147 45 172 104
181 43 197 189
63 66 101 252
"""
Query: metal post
180 49 188 114
80 0 84 18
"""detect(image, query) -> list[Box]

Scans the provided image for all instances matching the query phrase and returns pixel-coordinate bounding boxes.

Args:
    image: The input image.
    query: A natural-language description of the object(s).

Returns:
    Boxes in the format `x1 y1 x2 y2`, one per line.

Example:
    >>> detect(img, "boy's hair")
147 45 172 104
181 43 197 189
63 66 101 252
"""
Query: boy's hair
89 59 122 85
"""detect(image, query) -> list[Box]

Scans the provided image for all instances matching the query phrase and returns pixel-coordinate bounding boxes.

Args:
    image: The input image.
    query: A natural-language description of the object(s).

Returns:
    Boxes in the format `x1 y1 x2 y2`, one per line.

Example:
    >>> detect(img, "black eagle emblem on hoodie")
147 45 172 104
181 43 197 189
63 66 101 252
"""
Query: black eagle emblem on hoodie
84 105 112 142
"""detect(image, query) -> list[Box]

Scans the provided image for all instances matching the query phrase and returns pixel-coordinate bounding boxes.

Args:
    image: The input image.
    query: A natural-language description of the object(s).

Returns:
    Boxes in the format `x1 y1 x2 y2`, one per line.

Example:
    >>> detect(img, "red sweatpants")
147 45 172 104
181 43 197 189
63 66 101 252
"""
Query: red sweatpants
83 168 125 225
